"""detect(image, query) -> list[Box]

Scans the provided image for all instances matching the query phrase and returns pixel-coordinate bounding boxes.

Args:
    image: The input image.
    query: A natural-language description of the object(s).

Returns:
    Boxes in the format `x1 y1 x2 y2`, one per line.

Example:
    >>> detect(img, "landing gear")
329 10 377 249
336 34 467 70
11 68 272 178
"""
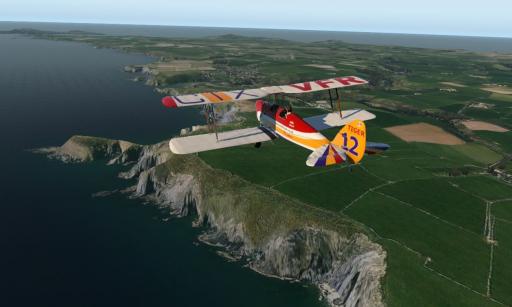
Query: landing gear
254 142 262 148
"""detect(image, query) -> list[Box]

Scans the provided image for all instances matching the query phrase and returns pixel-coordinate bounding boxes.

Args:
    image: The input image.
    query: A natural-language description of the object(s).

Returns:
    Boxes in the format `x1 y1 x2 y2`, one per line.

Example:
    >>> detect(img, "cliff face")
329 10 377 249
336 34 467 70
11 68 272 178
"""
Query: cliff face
39 136 386 307
35 135 142 164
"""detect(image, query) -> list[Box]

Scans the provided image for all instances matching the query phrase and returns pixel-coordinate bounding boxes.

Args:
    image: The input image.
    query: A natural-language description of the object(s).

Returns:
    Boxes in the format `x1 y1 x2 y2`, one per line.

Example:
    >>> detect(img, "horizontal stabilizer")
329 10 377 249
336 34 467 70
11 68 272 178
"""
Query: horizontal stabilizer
169 127 275 154
365 142 390 155
304 109 376 131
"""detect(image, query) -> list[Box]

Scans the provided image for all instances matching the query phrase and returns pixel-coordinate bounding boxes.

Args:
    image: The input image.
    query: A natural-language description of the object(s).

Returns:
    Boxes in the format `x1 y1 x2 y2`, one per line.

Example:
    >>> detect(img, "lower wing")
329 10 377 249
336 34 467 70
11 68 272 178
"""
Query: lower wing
169 127 275 154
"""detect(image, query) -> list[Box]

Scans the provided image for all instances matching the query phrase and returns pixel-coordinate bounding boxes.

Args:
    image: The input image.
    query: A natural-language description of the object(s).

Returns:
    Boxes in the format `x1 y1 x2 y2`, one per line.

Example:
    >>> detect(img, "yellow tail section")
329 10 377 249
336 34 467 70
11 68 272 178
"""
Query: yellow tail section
332 120 366 164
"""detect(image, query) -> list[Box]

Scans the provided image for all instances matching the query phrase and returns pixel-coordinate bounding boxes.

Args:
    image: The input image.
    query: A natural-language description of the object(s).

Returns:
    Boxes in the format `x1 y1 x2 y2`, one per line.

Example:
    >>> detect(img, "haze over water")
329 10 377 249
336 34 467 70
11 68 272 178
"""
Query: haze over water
0 34 322 307
2 21 512 53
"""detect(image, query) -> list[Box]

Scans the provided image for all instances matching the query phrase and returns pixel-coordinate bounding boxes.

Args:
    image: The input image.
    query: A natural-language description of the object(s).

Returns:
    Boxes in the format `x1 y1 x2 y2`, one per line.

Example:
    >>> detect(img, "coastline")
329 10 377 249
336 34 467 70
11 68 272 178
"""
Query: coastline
2 21 512 53
34 135 387 307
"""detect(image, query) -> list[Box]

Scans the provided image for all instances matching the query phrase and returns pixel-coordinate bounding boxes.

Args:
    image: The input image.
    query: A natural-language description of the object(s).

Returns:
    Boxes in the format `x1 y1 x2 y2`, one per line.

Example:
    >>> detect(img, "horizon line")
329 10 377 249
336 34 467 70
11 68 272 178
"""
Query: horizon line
2 19 512 40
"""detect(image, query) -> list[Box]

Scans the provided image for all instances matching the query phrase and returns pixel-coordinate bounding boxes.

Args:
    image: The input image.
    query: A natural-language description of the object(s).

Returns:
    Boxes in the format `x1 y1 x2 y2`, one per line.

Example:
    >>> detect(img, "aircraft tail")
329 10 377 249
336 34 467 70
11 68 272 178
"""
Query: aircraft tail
306 119 367 167
306 143 347 167
332 119 367 164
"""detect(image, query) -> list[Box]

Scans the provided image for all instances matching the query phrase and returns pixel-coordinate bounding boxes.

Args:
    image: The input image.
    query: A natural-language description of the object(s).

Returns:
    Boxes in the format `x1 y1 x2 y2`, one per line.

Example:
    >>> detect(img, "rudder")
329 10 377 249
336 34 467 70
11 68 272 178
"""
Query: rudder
332 120 366 164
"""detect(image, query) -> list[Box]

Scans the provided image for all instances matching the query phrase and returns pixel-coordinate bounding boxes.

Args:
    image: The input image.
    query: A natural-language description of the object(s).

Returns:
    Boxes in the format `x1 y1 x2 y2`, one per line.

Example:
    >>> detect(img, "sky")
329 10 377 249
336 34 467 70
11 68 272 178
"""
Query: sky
1 0 511 38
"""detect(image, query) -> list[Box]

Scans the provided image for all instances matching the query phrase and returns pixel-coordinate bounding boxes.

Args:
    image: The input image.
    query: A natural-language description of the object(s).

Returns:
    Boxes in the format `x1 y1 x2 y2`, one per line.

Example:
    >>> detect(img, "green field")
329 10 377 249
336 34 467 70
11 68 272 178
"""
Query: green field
345 191 490 293
378 178 486 233
494 201 512 222
383 241 500 307
492 220 512 304
449 176 512 201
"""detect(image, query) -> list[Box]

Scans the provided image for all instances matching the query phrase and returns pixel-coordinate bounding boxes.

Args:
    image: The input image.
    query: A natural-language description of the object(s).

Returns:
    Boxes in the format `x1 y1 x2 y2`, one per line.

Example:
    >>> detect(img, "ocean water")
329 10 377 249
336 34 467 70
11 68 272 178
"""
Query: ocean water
1 21 512 53
0 35 323 307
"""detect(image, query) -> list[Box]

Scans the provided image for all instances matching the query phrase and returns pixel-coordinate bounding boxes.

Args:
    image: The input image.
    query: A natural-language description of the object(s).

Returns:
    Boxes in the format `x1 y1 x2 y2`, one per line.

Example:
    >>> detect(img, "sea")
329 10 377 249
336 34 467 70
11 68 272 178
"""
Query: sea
0 33 322 307
1 21 511 307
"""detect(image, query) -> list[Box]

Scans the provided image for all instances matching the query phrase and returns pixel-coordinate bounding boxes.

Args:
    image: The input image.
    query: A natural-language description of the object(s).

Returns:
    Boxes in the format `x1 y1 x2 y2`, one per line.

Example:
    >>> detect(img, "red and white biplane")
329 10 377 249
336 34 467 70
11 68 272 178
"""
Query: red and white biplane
161 76 389 167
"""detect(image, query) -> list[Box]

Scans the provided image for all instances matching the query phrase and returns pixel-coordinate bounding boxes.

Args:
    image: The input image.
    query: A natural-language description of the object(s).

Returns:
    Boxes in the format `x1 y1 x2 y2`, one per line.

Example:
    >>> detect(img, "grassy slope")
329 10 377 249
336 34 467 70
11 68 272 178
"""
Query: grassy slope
152 154 366 246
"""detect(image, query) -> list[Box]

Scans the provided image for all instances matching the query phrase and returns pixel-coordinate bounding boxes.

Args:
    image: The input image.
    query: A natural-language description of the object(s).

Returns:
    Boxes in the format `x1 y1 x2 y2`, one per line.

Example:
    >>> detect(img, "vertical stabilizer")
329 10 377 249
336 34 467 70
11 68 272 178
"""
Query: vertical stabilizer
332 120 366 164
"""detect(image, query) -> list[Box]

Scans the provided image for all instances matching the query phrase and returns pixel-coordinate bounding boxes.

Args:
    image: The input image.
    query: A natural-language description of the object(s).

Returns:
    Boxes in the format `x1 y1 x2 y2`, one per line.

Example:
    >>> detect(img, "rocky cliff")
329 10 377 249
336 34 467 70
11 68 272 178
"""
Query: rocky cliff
37 136 386 307
35 135 142 164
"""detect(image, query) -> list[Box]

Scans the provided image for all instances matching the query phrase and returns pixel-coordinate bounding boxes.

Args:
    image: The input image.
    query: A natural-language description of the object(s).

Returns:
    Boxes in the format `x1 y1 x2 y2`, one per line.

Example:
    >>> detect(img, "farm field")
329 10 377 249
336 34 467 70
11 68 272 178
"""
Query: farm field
492 220 512 304
200 109 510 306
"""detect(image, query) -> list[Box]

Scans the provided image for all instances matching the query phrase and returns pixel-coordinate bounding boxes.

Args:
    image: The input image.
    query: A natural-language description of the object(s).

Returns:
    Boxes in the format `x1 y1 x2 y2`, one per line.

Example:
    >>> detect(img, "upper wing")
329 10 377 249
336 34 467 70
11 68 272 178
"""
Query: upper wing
162 89 268 108
162 76 368 108
262 76 368 94
169 127 275 154
304 109 376 131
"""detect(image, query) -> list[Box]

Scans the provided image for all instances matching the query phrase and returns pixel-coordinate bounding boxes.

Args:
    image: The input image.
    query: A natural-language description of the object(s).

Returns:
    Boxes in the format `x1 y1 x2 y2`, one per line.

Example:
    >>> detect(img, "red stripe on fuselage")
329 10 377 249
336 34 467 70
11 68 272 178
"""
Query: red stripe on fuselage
260 102 317 133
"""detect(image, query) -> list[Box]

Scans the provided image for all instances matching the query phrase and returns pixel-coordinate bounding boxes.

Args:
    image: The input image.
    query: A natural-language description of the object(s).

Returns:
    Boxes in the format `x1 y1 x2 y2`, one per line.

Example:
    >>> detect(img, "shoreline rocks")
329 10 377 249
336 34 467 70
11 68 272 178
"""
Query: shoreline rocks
37 136 386 307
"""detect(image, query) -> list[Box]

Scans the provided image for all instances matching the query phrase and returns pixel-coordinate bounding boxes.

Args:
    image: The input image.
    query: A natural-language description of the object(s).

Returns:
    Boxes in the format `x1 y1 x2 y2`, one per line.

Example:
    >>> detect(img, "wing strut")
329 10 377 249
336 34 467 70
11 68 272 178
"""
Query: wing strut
203 104 218 141
328 89 334 111
335 88 343 118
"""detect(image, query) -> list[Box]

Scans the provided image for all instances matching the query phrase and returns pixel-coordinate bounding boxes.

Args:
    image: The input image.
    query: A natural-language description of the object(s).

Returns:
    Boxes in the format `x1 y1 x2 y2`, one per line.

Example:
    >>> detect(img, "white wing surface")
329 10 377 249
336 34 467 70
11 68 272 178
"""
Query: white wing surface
162 76 369 108
264 76 368 94
169 127 275 154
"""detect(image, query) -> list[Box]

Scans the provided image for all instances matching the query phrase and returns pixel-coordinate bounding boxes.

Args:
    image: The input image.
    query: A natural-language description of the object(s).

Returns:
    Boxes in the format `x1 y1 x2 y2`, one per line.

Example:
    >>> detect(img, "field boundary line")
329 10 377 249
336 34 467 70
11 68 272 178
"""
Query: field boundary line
448 180 489 203
423 263 505 305
495 217 512 224
341 175 439 213
375 191 481 236
270 165 349 188
487 243 495 297
492 197 512 204
359 164 390 182
364 224 505 305
394 157 441 161
340 182 392 213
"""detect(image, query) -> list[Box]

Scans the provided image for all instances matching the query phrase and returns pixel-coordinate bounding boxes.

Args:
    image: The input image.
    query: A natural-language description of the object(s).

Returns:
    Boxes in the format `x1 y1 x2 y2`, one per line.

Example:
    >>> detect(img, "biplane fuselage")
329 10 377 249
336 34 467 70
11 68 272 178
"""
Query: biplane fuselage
256 100 330 151
162 76 390 167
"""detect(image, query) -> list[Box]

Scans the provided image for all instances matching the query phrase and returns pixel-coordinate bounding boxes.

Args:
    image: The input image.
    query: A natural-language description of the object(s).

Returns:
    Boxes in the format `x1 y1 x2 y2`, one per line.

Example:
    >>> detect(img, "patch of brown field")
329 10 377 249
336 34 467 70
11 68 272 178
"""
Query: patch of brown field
385 123 465 145
304 64 336 70
152 43 175 47
440 82 466 88
479 52 512 60
150 60 215 72
462 120 509 132
469 102 494 109
482 86 512 95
